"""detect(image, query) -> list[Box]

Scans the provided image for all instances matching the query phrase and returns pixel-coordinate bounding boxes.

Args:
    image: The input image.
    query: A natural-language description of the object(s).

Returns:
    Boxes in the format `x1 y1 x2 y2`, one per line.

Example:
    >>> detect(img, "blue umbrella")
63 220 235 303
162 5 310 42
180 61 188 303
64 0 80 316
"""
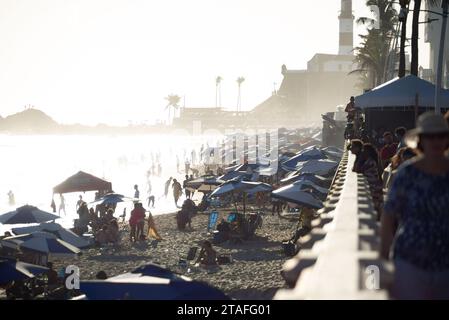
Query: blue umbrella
78 273 229 300
0 258 48 285
281 172 332 187
272 184 324 209
1 231 81 258
281 147 327 171
0 205 60 225
90 193 137 206
131 263 183 280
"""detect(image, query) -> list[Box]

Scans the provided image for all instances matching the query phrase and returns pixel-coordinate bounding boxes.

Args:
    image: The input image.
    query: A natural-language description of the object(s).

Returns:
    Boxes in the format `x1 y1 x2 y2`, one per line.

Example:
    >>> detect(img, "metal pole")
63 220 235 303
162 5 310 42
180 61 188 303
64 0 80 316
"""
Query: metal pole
435 0 448 114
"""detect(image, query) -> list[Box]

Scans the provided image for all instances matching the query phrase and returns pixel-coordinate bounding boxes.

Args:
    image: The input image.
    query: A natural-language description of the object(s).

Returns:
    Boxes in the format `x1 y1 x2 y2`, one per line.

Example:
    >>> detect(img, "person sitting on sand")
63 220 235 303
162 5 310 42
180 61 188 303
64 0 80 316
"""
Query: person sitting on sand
95 226 109 245
195 240 217 267
107 219 120 243
195 241 218 268
96 271 108 280
45 262 59 292
215 219 231 243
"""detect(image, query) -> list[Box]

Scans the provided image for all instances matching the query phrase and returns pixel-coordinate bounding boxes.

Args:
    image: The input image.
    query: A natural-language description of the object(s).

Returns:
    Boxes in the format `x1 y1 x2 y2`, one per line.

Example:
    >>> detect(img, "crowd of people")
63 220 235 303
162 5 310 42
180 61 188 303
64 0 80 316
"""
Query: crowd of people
348 111 449 299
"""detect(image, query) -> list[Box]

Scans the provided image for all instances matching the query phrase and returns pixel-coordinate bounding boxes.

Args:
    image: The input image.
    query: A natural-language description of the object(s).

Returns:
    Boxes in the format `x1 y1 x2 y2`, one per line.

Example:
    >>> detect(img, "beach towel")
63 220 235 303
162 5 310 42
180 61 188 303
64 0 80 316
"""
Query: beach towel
208 211 219 231
147 216 163 240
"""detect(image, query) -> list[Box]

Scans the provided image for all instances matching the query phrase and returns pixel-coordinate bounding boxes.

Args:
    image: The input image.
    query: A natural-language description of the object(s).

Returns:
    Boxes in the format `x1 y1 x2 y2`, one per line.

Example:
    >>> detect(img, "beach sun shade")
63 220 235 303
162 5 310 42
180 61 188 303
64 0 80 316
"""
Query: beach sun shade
281 172 332 188
294 159 339 176
12 222 91 248
272 184 324 209
90 193 137 206
131 263 185 280
209 180 271 198
0 258 49 285
354 75 449 109
185 176 224 191
0 205 60 225
1 231 81 258
78 273 229 300
291 179 329 201
53 171 112 194
218 170 251 182
281 146 327 171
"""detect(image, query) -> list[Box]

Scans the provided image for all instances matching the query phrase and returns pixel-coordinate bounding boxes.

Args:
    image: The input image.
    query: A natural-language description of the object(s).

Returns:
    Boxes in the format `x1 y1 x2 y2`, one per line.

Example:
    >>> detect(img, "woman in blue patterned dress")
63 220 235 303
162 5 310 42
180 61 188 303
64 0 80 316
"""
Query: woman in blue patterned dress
380 112 449 299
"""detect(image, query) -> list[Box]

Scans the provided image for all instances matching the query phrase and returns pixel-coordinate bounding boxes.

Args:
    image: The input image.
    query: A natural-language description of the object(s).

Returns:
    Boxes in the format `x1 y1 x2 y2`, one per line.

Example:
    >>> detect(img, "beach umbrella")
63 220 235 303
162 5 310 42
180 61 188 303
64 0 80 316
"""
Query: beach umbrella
78 273 229 300
291 179 329 201
90 193 137 206
294 159 339 176
0 258 49 285
218 170 250 182
185 176 224 190
0 205 59 225
53 171 112 194
281 147 327 171
272 184 324 209
280 172 332 188
1 231 81 258
12 222 91 248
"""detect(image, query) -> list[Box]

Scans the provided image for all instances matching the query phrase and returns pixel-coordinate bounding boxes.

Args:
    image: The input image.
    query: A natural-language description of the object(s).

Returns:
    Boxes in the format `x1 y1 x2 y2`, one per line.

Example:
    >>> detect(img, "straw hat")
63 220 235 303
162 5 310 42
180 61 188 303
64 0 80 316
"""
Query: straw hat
405 112 449 148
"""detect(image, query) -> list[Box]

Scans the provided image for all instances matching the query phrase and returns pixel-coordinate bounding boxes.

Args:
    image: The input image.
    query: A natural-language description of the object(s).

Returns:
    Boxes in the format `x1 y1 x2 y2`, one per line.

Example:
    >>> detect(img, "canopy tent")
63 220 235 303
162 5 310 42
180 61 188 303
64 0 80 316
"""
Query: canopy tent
53 171 112 194
355 75 449 109
12 222 91 248
0 205 59 225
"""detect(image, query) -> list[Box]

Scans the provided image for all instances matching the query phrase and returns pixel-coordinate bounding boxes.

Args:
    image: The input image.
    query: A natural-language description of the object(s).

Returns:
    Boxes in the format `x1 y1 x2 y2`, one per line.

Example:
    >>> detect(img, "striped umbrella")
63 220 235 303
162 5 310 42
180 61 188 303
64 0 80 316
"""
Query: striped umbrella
0 205 60 225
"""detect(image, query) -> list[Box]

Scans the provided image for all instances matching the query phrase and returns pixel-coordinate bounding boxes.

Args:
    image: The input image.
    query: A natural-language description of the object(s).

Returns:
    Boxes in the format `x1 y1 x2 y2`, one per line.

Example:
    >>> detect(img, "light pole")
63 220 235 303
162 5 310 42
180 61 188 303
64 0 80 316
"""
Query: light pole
435 0 448 114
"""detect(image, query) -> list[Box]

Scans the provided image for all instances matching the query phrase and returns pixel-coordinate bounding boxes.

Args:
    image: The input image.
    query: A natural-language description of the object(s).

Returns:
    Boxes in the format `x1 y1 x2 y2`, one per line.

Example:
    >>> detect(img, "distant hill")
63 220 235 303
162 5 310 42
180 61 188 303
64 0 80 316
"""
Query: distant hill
0 108 170 135
0 108 59 133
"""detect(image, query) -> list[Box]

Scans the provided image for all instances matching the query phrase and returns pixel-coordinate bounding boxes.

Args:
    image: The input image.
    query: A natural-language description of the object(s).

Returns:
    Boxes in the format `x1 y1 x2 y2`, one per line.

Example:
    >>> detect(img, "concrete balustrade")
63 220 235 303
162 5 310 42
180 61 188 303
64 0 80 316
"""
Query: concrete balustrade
275 147 393 300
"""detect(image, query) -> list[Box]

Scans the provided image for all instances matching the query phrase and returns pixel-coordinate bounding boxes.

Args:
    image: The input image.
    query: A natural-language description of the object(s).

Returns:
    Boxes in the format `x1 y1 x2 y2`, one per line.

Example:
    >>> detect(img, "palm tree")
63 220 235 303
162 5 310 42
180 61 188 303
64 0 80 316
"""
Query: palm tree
165 94 181 125
410 0 440 76
352 0 398 87
215 76 223 108
399 0 411 77
236 77 245 112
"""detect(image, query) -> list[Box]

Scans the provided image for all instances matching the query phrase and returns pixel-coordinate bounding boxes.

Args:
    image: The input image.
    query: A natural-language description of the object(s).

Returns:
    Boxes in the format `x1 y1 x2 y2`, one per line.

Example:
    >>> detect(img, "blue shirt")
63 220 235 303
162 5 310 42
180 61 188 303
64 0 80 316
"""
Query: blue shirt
384 162 449 271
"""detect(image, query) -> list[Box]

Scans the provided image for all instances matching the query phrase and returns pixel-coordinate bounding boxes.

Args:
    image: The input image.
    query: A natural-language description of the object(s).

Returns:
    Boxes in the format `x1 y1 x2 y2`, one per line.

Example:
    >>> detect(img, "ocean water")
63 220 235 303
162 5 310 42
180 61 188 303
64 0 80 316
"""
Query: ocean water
0 133 221 235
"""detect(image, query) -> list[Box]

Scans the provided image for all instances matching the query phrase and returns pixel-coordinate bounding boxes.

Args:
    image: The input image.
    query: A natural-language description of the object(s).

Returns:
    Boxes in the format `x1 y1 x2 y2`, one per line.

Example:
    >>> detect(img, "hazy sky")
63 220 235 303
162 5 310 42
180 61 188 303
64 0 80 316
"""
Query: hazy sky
0 0 430 125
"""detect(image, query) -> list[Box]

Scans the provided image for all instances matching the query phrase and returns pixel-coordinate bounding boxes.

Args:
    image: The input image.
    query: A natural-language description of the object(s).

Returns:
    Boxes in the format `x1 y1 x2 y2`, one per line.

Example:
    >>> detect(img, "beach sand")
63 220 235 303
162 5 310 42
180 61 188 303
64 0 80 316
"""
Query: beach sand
53 210 298 300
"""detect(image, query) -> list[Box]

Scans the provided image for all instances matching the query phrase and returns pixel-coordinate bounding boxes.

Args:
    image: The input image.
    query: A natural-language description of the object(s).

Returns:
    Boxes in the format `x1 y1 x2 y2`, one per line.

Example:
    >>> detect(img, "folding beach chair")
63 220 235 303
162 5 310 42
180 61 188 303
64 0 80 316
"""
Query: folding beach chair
227 212 237 223
208 211 219 231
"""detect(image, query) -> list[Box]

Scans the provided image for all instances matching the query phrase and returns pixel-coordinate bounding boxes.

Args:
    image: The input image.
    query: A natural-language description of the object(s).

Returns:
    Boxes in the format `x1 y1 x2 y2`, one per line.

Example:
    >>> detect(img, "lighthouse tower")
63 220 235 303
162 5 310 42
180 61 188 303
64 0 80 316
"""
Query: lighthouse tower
339 0 354 55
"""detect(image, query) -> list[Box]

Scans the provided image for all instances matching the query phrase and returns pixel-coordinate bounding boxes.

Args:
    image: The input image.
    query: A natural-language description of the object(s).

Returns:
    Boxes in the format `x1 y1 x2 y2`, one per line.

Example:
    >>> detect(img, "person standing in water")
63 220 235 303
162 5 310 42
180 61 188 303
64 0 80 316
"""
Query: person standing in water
172 179 182 207
164 177 172 198
7 190 15 206
134 185 140 200
58 194 66 216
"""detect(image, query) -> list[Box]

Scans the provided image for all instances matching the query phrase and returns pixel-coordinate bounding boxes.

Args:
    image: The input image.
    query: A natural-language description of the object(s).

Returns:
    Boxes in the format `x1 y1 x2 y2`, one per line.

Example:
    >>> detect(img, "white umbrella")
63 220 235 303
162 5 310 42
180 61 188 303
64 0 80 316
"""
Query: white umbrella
12 222 91 248
1 231 81 258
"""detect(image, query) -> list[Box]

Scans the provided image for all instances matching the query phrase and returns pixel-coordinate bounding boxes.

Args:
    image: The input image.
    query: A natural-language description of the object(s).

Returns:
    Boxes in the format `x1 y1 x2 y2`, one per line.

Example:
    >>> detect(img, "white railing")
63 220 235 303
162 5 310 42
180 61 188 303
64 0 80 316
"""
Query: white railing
275 148 393 300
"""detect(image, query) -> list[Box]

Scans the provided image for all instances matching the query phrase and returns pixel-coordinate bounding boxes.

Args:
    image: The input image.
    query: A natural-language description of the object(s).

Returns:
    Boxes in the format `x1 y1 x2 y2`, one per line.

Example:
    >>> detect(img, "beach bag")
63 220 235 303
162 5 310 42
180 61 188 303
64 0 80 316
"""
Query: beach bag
217 254 232 264
282 240 298 257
